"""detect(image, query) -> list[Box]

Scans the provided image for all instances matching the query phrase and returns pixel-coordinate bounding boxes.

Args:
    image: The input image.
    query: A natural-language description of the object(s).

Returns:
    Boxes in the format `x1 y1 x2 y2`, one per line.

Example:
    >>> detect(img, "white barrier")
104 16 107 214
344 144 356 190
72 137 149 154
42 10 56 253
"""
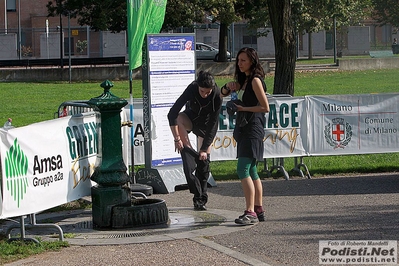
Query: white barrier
307 94 399 155
2 93 399 219
125 93 399 162
0 113 98 219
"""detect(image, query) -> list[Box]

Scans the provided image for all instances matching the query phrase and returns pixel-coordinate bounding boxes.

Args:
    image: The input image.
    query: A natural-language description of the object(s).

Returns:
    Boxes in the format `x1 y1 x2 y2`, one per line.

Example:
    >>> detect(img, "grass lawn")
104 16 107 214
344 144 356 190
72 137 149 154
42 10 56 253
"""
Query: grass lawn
1 68 399 179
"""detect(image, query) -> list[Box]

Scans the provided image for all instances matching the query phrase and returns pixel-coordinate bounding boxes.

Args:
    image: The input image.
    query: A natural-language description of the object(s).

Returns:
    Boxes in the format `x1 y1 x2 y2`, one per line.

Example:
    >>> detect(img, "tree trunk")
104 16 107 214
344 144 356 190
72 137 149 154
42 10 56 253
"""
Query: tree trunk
267 0 296 96
217 23 229 62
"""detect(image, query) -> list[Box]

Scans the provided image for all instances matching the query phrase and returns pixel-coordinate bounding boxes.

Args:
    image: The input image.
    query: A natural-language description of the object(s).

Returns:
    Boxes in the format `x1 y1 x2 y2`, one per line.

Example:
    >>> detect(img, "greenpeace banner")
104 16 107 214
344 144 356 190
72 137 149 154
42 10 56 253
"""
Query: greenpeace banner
307 94 399 155
211 96 308 160
0 113 98 219
123 96 308 163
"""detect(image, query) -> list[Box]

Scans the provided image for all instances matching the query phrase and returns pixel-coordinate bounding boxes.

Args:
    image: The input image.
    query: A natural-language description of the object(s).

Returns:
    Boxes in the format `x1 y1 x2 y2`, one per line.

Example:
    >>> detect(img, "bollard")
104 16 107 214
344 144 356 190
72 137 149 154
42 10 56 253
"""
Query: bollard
88 80 130 228
87 80 169 228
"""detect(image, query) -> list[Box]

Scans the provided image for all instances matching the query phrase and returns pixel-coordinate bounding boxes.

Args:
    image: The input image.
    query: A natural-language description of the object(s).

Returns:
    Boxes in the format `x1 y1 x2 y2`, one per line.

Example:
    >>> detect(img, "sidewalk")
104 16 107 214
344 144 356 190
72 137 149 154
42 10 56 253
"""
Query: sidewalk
4 173 399 266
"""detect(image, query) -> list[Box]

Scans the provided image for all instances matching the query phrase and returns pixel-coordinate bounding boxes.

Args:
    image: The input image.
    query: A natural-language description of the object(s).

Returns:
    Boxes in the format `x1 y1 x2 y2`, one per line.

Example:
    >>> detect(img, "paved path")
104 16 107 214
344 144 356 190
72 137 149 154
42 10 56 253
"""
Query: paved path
4 173 399 266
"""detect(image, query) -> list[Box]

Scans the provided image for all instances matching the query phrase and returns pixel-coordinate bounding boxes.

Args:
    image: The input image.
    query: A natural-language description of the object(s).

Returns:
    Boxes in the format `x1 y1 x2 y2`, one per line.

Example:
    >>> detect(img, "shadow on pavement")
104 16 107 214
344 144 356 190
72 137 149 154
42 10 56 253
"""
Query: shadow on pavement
209 173 399 197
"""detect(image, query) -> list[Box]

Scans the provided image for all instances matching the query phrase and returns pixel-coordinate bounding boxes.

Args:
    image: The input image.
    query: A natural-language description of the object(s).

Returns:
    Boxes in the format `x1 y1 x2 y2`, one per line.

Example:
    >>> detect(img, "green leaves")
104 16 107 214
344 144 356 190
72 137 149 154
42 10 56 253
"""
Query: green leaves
372 0 399 27
293 0 373 32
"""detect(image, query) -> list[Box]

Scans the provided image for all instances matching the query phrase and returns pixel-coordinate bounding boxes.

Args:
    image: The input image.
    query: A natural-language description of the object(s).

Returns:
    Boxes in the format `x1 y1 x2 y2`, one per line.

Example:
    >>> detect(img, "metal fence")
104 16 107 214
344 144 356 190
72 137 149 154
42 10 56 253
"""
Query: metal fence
0 26 126 60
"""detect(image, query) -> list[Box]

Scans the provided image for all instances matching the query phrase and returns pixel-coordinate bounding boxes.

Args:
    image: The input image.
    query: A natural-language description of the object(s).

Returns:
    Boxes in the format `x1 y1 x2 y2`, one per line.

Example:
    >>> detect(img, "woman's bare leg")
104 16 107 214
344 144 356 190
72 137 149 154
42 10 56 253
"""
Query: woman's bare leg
176 113 193 148
241 177 255 212
253 178 263 207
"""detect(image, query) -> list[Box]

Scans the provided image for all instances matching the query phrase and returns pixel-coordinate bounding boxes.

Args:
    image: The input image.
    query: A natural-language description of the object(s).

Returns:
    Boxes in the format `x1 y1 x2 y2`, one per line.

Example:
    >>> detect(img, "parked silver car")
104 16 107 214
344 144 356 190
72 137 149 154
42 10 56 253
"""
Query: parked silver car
195 42 231 61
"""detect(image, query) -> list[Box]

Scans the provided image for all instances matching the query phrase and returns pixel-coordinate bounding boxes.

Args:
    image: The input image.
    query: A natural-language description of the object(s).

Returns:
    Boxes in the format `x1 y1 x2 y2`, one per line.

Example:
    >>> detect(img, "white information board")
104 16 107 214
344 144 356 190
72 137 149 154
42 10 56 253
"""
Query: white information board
144 34 196 167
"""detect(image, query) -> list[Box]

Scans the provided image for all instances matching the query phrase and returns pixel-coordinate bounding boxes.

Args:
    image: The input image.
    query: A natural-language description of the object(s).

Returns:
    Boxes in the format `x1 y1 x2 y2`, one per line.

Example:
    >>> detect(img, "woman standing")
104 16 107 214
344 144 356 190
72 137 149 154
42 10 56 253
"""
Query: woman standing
221 47 270 225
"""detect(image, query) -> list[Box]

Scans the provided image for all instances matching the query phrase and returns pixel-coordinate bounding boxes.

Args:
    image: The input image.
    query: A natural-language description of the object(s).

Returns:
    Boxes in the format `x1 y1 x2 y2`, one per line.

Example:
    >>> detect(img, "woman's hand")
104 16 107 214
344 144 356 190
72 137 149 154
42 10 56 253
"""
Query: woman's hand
226 82 239 92
199 151 208 160
174 139 183 153
234 102 244 111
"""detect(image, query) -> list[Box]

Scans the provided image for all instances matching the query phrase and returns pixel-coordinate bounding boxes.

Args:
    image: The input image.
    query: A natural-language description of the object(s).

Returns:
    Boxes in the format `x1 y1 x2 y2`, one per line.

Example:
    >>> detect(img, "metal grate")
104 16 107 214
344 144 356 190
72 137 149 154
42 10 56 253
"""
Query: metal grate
108 232 148 238
74 219 224 239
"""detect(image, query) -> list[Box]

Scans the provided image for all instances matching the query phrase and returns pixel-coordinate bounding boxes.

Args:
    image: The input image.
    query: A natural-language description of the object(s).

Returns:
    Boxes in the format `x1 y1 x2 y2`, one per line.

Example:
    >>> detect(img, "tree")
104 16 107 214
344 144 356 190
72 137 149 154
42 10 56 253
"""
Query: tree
47 0 127 32
371 0 399 27
249 0 371 95
47 0 268 62
267 0 296 95
201 1 240 62
162 0 205 30
292 0 372 59
47 0 211 32
235 0 270 34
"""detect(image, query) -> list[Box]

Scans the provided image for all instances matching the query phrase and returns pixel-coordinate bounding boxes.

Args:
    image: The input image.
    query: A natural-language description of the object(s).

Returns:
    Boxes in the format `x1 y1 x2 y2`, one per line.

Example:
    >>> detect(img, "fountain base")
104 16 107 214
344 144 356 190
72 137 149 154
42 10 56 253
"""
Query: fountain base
112 198 169 228
91 185 131 228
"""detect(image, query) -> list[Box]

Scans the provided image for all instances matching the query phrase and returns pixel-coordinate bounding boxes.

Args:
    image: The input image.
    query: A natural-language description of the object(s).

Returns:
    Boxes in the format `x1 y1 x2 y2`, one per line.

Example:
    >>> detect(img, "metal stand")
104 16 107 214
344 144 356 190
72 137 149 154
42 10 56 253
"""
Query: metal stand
265 158 290 180
6 213 64 243
291 157 311 179
262 157 311 180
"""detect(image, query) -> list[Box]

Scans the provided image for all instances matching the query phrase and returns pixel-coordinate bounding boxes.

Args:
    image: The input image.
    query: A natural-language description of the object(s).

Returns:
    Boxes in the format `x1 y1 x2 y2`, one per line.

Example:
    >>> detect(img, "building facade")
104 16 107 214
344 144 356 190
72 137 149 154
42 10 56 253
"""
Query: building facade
0 0 396 60
0 0 126 59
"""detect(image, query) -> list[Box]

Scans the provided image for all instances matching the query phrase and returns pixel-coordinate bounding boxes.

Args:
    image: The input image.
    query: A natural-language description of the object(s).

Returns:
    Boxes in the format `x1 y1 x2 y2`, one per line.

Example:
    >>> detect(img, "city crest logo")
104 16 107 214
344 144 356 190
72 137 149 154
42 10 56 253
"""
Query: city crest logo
4 138 29 207
324 117 352 149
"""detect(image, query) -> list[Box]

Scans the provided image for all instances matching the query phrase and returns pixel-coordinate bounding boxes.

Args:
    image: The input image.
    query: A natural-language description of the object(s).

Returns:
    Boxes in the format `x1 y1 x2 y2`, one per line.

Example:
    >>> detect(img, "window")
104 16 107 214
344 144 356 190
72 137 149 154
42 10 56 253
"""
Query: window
325 32 333 50
243 35 257 45
203 36 212 44
6 0 16 11
197 44 212 51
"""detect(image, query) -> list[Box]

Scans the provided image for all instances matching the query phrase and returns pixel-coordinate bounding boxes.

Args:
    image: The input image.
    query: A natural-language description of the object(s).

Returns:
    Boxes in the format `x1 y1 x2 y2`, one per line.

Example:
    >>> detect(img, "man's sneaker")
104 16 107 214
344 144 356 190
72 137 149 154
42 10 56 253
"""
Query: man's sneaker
235 212 259 225
256 211 265 222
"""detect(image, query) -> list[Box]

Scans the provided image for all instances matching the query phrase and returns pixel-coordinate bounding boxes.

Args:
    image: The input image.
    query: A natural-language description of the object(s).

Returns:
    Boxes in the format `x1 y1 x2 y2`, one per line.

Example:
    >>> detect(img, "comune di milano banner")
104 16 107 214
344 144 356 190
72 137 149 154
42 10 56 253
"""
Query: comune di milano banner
307 93 399 155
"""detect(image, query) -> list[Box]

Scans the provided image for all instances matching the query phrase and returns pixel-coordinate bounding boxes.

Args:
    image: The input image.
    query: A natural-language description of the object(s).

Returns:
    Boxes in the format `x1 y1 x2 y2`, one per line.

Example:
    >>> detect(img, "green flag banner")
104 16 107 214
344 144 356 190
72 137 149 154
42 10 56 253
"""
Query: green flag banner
127 0 167 70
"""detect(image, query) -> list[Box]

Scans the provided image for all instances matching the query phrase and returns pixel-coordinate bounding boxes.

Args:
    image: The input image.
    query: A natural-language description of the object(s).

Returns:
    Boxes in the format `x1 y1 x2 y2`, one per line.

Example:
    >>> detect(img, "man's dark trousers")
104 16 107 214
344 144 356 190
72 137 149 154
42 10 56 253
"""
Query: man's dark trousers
180 147 209 206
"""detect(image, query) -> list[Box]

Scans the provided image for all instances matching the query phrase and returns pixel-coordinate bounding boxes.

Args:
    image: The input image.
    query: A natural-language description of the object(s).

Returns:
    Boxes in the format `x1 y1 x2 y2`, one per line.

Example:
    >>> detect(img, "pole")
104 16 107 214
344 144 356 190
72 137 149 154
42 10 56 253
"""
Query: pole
232 22 235 59
59 9 63 68
86 25 90 57
46 19 49 59
333 16 337 64
129 70 135 182
68 12 71 83
296 30 299 59
4 0 7 34
17 0 21 59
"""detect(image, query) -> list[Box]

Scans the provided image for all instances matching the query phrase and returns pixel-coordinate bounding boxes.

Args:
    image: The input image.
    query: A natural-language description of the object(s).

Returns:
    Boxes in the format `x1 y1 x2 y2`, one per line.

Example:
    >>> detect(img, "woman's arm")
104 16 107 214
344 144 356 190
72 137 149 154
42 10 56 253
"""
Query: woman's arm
220 82 240 98
220 84 231 97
